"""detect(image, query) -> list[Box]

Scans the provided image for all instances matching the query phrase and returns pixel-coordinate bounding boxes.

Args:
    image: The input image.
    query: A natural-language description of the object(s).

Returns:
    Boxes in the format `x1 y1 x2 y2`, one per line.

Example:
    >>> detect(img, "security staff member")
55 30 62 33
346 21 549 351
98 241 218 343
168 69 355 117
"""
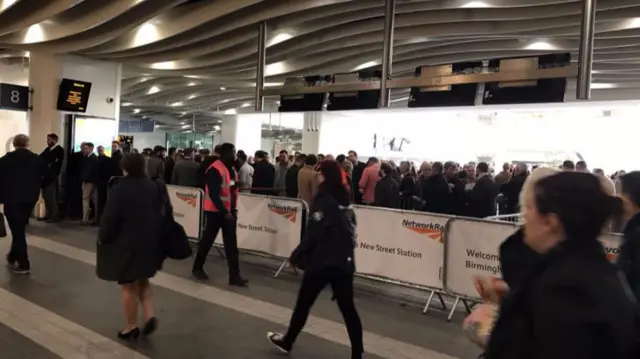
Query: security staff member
192 142 248 286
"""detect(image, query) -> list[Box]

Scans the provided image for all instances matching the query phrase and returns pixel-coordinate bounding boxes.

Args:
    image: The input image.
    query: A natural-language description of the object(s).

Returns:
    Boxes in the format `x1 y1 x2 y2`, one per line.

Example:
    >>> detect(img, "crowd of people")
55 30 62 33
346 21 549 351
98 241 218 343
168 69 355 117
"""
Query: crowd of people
2 133 640 358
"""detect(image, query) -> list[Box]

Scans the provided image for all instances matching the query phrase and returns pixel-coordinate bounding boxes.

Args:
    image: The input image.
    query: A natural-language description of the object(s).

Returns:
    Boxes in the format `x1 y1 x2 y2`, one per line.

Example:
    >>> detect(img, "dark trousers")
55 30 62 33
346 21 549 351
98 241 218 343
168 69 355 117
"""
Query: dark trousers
284 270 363 356
4 202 35 263
193 211 240 278
42 179 59 219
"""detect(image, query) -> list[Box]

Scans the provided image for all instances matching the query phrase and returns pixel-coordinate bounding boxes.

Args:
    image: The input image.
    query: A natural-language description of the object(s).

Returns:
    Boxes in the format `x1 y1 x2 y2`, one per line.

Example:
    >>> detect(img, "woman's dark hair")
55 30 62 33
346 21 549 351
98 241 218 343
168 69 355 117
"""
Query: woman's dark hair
534 172 622 240
620 171 640 207
121 153 147 178
317 160 350 205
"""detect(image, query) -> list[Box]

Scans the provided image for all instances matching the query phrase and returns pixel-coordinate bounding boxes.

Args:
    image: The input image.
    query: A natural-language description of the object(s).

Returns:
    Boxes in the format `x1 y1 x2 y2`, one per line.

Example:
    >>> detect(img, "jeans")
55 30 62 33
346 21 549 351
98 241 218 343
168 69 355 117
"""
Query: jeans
193 212 241 278
284 270 363 356
4 202 35 263
42 179 59 219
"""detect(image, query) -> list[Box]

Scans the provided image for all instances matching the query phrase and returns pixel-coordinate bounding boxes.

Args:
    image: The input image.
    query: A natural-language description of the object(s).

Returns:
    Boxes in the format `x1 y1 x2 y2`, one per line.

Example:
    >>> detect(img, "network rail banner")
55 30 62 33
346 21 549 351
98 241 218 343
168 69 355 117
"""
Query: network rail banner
166 185 203 239
443 217 622 300
353 205 449 289
231 194 303 258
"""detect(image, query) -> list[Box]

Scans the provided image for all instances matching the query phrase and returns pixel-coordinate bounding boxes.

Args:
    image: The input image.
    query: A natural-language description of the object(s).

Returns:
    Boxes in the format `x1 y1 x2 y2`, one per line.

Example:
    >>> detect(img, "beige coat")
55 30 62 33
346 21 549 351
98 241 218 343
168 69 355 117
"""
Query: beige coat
297 165 319 207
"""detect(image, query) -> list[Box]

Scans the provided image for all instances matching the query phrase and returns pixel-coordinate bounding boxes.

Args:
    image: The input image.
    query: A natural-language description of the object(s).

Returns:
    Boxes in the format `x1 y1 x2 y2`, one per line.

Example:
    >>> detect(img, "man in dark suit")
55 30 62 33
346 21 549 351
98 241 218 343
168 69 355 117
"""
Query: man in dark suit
467 162 500 218
80 142 99 225
0 134 53 274
251 150 275 195
110 140 123 177
96 146 113 223
39 133 64 222
347 150 367 204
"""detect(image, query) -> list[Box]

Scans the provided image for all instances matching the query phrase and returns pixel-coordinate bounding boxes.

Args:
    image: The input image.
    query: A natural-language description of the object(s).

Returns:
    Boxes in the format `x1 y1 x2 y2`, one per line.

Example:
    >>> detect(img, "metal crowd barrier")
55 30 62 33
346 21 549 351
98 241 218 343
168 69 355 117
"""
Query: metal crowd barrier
101 179 626 321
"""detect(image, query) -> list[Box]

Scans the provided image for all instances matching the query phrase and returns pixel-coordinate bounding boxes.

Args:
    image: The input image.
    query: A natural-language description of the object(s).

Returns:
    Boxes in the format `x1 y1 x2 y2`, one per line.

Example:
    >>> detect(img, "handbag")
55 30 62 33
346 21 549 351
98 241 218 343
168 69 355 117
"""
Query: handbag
0 212 6 238
155 181 192 260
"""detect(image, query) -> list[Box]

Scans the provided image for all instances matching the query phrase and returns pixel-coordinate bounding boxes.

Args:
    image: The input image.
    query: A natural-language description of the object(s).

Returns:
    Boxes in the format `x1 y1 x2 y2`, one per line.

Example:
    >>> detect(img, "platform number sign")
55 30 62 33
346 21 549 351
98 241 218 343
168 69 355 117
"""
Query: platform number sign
0 83 29 111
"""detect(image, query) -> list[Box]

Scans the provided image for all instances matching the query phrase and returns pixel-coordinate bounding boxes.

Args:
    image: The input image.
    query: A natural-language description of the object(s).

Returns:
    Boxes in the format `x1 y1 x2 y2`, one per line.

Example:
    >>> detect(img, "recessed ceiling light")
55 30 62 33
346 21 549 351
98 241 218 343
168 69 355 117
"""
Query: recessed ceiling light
133 109 141 114
220 86 226 91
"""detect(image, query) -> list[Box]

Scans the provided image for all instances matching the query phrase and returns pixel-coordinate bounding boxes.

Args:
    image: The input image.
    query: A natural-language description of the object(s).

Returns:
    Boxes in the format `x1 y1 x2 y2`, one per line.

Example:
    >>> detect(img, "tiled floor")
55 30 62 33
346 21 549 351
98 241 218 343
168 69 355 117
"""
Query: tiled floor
0 222 481 359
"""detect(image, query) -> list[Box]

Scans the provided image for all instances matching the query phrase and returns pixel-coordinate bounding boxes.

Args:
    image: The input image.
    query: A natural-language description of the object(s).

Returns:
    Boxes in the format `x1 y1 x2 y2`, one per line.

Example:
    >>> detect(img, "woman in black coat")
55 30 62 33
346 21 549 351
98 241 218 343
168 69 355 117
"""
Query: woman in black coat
617 171 640 301
267 160 363 359
486 172 638 359
97 153 166 340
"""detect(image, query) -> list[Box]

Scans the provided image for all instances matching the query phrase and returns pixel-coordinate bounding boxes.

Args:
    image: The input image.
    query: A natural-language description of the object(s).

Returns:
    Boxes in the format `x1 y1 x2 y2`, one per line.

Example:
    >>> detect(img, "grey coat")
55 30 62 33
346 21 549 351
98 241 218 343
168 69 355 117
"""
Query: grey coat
96 176 165 282
171 159 200 187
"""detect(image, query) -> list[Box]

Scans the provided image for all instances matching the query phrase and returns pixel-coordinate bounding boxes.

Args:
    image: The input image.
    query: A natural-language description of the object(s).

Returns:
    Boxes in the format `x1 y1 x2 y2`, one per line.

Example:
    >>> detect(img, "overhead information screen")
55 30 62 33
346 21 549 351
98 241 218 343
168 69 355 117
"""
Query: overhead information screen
57 78 92 112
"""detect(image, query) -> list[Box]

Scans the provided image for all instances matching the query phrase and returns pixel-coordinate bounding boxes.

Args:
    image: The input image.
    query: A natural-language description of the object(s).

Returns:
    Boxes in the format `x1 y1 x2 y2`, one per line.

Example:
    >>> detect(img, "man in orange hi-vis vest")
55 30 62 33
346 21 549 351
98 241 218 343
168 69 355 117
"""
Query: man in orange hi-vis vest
192 142 248 286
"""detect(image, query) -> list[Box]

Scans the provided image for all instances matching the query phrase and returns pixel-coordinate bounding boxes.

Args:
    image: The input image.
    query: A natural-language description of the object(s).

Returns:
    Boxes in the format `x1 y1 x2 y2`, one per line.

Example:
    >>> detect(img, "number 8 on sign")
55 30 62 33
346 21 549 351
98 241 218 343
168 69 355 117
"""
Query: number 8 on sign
10 90 19 103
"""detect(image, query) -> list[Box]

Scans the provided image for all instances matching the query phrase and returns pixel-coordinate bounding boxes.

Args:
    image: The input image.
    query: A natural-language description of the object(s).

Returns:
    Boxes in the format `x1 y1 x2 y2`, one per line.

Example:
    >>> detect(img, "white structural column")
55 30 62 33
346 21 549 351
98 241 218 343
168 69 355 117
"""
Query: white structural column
301 112 321 154
28 52 64 151
28 52 123 151
219 113 264 155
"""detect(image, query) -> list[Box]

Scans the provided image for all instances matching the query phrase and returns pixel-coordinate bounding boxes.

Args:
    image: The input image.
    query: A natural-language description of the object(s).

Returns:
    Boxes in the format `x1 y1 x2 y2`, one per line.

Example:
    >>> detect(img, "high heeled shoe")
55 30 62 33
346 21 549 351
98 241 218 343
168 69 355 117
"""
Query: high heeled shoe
142 317 158 336
117 327 140 340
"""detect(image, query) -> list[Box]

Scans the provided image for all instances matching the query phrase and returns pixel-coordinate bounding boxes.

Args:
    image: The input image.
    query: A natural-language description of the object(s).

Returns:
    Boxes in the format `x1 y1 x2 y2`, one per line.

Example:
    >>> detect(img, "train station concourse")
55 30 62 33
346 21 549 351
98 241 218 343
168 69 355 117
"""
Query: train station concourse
0 0 639 358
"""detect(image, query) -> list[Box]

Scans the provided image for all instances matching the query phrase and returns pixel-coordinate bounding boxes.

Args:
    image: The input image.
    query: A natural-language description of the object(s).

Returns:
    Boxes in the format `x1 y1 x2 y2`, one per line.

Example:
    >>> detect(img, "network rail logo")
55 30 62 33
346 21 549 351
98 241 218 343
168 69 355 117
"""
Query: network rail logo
268 203 297 222
402 219 443 242
176 192 197 208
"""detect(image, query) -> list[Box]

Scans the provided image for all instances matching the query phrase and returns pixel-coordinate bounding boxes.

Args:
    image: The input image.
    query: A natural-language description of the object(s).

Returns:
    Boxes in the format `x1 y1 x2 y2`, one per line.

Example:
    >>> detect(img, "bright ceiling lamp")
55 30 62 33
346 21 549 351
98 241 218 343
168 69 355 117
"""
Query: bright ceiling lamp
122 102 133 107
224 108 237 115
352 61 379 71
524 40 558 51
187 94 197 100
624 18 640 29
171 101 183 107
24 24 44 43
220 86 226 91
181 124 191 129
592 83 616 89
147 86 160 95
265 61 286 76
133 23 159 47
268 32 294 46
241 102 251 108
150 61 175 70
1 0 17 10
133 108 141 114
187 82 197 86
460 1 491 7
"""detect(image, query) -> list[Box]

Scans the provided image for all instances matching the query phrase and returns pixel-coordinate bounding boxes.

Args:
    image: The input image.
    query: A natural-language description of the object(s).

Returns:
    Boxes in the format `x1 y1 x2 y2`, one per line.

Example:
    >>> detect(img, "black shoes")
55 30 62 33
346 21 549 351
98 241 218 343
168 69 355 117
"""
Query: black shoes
192 269 209 281
117 318 157 341
192 269 249 287
117 327 140 340
229 276 249 287
6 254 30 275
143 317 158 336
267 331 291 354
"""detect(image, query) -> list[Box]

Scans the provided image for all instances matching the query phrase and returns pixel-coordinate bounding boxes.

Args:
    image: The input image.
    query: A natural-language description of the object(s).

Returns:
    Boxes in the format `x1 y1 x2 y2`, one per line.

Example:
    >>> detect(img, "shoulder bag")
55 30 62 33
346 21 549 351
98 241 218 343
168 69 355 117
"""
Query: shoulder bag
155 180 192 260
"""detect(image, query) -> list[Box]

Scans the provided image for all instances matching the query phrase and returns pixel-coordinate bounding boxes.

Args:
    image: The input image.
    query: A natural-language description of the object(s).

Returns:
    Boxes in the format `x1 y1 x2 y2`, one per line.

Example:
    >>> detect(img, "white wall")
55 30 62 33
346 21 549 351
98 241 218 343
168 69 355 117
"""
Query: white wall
130 131 166 152
0 63 28 156
62 55 122 124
